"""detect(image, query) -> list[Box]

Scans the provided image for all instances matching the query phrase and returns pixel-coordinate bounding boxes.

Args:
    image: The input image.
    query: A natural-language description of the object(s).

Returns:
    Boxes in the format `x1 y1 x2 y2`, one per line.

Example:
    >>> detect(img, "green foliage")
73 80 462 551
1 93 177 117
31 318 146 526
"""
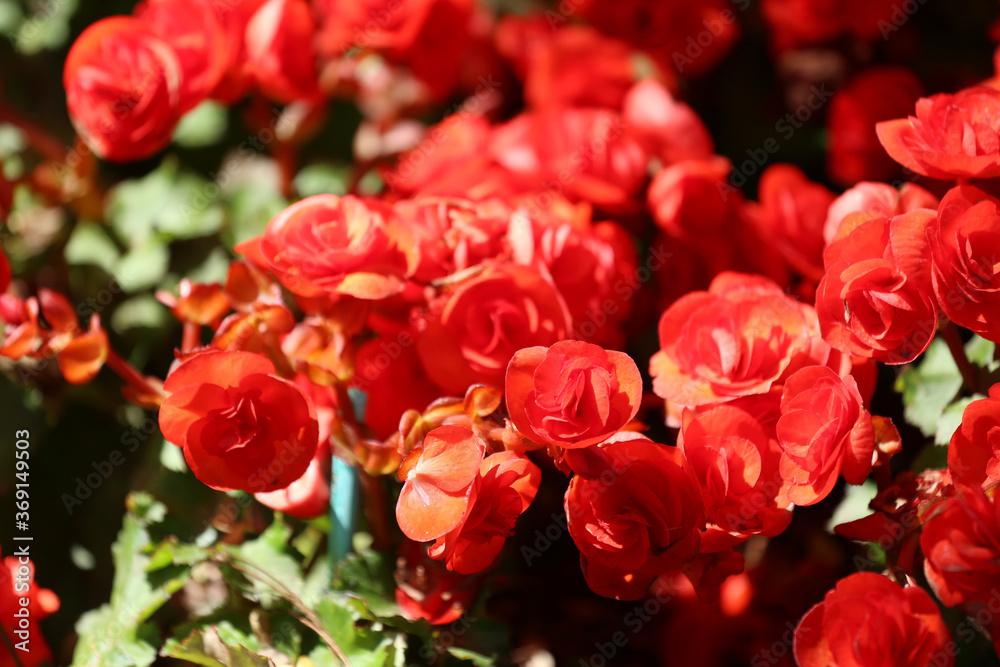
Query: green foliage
186 246 234 284
162 627 275 667
825 479 879 534
935 395 982 445
115 241 171 292
110 295 171 333
71 493 193 667
896 334 998 441
223 181 287 247
65 222 121 274
313 597 406 667
107 157 224 247
293 163 349 198
9 0 78 54
174 102 230 149
224 517 306 607
331 549 403 620
895 337 964 437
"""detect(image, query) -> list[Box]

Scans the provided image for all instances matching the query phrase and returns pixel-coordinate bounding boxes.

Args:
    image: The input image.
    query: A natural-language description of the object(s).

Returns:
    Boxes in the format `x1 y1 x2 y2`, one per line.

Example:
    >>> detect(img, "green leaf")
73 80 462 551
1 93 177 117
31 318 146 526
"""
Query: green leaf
13 0 78 54
186 247 234 284
71 493 192 667
161 627 275 667
159 438 189 473
911 441 950 472
146 536 208 572
107 159 224 246
314 596 399 667
65 222 122 274
447 647 499 667
966 335 998 369
174 101 229 148
293 163 349 198
825 479 879 534
332 550 404 620
114 241 170 293
111 295 170 333
224 183 287 247
894 337 963 437
171 615 301 662
384 632 407 667
0 123 27 159
157 175 225 240
935 395 983 445
0 1 23 36
225 518 304 607
71 543 96 571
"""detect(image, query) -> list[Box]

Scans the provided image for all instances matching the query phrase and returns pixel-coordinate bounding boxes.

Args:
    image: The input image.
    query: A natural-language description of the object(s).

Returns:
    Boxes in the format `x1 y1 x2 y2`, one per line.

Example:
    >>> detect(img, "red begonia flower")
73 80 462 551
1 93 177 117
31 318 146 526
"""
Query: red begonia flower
505 340 642 449
565 433 704 600
64 16 182 162
395 425 485 542
816 209 937 364
245 0 322 104
1 549 60 667
159 350 318 492
794 573 953 667
877 86 1000 181
417 264 571 395
133 0 230 113
679 403 793 551
948 383 1000 490
238 194 416 300
650 272 829 424
921 486 1000 608
429 450 541 573
929 185 1000 341
777 366 875 506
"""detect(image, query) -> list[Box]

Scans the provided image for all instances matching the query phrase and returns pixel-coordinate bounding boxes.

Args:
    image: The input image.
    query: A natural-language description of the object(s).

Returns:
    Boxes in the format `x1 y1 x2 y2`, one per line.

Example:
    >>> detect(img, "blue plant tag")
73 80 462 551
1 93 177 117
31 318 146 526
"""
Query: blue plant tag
329 388 367 563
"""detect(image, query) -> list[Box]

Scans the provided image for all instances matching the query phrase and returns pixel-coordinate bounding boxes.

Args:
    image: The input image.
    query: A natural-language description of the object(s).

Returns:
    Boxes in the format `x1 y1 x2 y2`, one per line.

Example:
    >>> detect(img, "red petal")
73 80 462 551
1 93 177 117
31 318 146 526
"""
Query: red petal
57 326 109 384
163 349 275 393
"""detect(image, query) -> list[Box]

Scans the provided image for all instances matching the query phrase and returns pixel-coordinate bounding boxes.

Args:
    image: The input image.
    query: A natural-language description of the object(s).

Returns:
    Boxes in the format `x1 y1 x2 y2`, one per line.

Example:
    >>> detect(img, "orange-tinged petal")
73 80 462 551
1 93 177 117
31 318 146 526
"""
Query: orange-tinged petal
875 118 930 177
163 349 275 392
396 476 476 542
38 288 78 333
158 382 231 445
607 349 643 422
335 271 407 300
793 602 835 667
414 425 485 493
504 346 547 443
57 325 109 384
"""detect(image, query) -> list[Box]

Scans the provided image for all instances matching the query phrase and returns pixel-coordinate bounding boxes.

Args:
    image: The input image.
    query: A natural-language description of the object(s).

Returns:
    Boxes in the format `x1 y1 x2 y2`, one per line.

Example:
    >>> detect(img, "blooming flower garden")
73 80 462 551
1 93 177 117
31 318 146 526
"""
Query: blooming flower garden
4 0 1000 665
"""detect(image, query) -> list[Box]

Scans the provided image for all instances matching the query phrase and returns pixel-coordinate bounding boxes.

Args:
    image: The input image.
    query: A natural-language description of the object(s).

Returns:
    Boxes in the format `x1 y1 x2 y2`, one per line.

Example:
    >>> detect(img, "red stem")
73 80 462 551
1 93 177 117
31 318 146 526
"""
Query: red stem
358 471 391 550
273 143 297 200
873 459 893 493
181 322 200 352
0 103 68 163
105 349 166 398
940 320 982 395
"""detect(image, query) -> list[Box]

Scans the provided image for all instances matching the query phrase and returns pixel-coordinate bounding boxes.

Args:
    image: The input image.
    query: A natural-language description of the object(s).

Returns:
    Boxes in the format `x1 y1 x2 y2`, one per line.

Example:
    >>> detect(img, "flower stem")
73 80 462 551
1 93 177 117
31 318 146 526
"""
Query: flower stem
181 322 200 352
0 103 68 163
105 348 166 399
940 321 982 395
273 143 297 200
358 470 391 550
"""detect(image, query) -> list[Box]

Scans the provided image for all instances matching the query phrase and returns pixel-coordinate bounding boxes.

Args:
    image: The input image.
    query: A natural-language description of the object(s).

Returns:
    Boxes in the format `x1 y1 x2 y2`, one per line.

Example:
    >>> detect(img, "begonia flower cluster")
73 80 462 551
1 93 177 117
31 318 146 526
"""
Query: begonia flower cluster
8 0 1000 663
